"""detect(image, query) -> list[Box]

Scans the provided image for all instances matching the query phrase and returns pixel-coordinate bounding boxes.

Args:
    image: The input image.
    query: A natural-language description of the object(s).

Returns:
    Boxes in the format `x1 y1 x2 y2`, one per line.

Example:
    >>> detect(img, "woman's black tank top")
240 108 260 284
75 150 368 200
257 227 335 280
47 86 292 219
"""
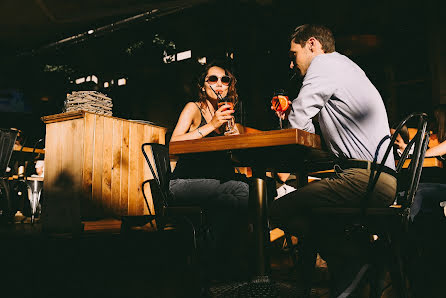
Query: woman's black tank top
171 102 235 180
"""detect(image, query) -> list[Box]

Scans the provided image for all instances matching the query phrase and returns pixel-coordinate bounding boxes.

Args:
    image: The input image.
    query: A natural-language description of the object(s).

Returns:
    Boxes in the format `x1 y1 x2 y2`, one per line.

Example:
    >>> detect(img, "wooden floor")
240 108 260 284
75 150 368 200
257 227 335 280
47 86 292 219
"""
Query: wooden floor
0 216 443 298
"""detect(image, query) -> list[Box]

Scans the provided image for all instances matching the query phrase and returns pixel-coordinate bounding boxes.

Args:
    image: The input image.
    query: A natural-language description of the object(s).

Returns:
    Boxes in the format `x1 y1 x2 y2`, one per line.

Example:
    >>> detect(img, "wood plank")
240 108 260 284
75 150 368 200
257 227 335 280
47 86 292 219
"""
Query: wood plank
41 111 85 124
169 128 321 155
102 116 114 214
9 175 43 181
120 120 130 215
128 123 139 215
13 144 45 154
408 128 439 148
403 156 443 168
149 124 159 144
235 124 262 135
43 123 58 196
270 228 285 242
92 115 104 216
158 125 166 145
60 119 81 189
136 123 145 215
82 218 122 233
82 113 95 214
71 119 84 195
111 118 122 215
54 122 64 186
42 111 166 131
60 120 72 183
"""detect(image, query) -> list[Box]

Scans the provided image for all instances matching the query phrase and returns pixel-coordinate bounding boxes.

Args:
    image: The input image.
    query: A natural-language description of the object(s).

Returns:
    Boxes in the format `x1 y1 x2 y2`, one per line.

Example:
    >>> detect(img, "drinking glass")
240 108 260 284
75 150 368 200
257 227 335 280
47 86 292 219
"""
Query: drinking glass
218 97 238 135
271 90 290 129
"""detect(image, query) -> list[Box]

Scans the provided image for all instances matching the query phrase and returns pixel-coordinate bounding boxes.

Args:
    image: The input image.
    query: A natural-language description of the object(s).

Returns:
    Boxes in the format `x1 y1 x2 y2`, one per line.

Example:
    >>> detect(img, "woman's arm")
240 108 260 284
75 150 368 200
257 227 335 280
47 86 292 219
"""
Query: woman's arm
425 139 446 157
170 102 233 142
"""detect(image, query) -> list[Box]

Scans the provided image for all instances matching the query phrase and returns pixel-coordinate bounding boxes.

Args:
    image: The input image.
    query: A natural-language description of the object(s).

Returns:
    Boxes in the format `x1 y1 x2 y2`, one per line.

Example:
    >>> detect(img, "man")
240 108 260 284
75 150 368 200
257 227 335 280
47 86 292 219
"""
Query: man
270 24 397 295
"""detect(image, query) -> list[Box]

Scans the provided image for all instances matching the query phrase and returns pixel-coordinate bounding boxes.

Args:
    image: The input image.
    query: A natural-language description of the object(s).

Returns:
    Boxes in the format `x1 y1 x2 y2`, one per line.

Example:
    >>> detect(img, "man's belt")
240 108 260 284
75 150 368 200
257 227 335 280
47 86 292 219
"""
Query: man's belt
338 159 397 178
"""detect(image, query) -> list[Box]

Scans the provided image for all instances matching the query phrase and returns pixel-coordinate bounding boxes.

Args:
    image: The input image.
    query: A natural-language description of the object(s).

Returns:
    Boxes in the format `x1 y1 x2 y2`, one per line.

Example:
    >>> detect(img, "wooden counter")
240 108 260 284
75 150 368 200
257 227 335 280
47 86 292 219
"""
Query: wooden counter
41 111 166 219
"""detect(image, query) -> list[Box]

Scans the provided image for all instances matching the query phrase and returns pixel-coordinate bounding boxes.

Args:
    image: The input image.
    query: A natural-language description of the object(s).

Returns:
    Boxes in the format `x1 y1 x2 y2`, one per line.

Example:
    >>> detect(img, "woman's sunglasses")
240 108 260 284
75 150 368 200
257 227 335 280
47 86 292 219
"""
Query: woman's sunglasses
205 75 231 86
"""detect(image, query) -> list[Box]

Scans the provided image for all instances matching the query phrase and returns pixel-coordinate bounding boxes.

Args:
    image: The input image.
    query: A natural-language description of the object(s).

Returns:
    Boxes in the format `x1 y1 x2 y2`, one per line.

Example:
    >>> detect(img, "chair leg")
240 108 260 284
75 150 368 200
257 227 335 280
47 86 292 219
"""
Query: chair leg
386 233 410 298
369 239 391 298
178 217 211 295
296 234 318 297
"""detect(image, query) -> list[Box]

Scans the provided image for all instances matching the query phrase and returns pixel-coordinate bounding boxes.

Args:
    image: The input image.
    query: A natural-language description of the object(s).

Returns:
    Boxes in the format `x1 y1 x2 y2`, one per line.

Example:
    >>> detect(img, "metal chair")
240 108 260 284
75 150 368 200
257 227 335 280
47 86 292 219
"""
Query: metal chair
297 112 430 298
139 142 210 294
140 143 206 242
0 128 19 220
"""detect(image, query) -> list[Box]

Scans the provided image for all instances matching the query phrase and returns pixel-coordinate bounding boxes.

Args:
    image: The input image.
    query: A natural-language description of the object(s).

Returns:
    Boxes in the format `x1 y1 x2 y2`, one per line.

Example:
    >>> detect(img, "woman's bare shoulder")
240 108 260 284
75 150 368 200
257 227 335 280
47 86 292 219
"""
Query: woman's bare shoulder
183 101 201 112
178 101 201 121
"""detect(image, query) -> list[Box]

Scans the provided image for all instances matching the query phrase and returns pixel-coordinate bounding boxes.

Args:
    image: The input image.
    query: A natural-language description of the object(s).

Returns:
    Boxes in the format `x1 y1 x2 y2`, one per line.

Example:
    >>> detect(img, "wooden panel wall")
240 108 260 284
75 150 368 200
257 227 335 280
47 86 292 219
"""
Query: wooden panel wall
43 112 166 218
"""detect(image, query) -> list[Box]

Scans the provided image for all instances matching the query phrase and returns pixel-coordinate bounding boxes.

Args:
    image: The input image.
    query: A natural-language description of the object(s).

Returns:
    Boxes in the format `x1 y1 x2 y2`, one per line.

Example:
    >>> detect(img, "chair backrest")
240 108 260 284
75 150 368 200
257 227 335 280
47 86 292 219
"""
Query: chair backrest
0 128 19 177
141 143 172 216
394 116 430 209
364 112 429 212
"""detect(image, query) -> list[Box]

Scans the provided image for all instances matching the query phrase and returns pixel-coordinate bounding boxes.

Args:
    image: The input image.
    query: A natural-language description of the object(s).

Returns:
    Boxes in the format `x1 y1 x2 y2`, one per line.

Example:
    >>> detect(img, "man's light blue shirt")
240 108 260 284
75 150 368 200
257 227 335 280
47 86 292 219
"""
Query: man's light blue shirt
288 52 395 169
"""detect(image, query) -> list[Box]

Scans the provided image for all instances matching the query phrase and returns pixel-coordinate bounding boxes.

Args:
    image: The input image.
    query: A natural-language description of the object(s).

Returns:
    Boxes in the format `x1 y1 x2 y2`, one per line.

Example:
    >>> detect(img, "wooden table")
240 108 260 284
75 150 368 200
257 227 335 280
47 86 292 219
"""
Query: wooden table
9 145 45 180
170 128 322 279
402 156 443 168
13 145 45 155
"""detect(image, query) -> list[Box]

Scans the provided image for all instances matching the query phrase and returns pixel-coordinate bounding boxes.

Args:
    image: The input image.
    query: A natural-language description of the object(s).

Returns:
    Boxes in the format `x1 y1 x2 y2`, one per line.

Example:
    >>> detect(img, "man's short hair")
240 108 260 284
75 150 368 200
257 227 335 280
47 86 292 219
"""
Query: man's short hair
290 24 335 53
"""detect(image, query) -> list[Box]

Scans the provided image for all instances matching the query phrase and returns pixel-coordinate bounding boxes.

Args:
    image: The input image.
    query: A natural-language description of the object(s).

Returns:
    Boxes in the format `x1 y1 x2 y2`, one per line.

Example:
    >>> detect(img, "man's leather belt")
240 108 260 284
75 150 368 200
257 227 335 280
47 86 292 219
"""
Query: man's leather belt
338 159 397 177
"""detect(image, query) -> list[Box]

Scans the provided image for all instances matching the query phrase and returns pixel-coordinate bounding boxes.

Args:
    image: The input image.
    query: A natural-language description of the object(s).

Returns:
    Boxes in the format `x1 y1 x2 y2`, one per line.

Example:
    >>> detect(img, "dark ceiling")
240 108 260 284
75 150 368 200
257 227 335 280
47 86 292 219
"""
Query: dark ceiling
0 0 210 54
0 0 443 143
0 0 439 55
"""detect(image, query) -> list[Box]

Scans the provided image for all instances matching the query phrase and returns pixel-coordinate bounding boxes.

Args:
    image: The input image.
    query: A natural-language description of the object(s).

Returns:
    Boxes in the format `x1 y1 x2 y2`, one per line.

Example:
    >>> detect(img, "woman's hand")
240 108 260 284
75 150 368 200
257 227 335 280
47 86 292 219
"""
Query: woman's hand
210 104 234 129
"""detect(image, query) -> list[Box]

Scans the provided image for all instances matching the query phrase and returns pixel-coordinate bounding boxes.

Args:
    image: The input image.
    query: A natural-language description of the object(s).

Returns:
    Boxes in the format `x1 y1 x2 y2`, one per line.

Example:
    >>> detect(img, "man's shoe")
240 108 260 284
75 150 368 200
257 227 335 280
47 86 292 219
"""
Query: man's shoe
275 184 297 200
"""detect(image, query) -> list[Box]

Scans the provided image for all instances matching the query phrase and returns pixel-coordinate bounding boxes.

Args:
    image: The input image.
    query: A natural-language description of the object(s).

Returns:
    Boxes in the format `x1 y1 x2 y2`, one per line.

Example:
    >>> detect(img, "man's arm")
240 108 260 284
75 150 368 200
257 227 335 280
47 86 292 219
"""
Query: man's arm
288 58 336 133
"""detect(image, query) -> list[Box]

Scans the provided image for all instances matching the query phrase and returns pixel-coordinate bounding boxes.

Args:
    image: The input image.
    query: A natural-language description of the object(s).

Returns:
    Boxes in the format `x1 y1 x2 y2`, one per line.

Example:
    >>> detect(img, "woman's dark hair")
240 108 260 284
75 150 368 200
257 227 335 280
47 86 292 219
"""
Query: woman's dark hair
197 60 238 108
390 123 410 144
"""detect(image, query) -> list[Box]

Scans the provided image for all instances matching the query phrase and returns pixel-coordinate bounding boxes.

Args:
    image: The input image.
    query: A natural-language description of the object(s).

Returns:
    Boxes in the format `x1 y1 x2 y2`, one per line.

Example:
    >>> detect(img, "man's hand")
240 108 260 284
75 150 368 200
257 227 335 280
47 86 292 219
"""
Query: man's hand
271 105 291 120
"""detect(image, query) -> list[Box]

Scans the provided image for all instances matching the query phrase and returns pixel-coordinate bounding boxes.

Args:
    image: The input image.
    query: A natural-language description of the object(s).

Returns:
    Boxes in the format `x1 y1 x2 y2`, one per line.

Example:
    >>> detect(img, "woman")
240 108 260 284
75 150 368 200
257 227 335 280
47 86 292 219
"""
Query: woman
169 61 249 279
169 60 248 208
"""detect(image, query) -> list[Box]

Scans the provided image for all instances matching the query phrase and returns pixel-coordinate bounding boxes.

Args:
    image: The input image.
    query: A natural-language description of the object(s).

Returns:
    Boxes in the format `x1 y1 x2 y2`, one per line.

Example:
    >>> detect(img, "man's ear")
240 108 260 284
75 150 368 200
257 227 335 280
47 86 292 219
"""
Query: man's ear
308 37 324 53
308 37 316 51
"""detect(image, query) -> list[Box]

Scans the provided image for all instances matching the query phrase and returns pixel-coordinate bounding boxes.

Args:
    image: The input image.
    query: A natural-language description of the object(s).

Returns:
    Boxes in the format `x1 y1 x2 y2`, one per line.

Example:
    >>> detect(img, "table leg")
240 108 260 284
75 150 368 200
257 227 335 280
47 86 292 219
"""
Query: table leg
249 177 270 280
209 175 306 296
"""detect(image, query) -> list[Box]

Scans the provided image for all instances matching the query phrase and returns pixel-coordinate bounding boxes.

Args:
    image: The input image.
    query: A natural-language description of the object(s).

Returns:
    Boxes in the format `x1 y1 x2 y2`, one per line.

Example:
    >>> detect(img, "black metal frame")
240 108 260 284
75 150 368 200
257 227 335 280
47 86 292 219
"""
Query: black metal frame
299 112 430 298
141 143 206 249
0 128 19 219
366 112 429 212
